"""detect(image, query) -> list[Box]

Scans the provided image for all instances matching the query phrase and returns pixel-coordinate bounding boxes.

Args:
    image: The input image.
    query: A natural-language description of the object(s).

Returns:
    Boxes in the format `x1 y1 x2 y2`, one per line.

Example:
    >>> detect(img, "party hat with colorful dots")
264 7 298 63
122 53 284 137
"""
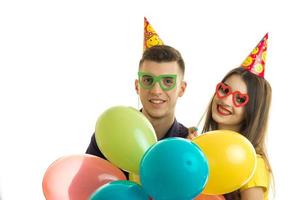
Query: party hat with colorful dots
144 17 164 51
241 33 268 78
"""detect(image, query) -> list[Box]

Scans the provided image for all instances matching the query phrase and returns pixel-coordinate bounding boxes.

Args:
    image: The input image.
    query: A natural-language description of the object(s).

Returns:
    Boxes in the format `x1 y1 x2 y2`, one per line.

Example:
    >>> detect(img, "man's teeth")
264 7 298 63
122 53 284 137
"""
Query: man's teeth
150 100 164 104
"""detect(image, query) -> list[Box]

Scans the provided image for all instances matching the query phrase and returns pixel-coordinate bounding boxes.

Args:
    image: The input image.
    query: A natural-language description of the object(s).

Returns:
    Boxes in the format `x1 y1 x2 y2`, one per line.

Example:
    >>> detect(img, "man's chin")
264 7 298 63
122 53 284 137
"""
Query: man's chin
147 111 166 119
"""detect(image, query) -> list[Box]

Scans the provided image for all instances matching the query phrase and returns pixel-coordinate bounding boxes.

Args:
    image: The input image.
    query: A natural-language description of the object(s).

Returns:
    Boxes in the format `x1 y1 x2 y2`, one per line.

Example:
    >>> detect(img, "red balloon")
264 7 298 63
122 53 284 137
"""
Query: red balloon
42 154 126 200
194 194 225 200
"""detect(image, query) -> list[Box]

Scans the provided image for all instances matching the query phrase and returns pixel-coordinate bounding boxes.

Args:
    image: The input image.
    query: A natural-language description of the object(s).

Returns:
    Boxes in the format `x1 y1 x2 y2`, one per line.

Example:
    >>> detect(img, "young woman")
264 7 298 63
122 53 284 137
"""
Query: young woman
193 34 274 200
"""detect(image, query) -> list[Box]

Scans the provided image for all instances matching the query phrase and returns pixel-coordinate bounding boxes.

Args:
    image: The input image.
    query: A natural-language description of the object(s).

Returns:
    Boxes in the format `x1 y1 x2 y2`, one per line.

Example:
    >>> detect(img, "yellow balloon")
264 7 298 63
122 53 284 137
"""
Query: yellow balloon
95 106 157 174
129 173 141 185
192 130 257 195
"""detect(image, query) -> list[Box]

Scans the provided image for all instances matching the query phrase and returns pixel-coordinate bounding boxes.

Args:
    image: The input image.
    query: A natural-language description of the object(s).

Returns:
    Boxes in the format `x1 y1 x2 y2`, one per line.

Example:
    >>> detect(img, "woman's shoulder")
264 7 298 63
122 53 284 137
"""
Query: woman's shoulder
256 154 268 170
240 154 269 191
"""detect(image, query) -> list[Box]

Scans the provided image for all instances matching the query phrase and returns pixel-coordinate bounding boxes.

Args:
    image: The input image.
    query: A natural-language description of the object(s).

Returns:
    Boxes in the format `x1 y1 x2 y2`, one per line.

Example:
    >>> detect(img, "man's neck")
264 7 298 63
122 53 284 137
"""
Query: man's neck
142 110 175 140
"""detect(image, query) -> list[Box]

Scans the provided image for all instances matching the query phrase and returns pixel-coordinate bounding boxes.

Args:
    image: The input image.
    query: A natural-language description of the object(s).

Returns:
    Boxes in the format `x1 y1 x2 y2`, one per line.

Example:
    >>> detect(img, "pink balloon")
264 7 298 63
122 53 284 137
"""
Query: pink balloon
42 154 126 200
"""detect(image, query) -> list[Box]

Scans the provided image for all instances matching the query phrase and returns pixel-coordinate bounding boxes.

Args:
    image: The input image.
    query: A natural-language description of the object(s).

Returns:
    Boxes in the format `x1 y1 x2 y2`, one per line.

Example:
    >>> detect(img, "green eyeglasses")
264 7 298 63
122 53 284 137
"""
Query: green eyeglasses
138 72 177 91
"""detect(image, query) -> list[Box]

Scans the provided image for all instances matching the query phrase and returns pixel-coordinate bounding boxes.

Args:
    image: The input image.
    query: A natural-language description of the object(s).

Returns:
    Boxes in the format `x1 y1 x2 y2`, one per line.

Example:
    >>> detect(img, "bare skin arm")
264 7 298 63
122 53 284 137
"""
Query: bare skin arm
240 187 264 200
187 127 198 140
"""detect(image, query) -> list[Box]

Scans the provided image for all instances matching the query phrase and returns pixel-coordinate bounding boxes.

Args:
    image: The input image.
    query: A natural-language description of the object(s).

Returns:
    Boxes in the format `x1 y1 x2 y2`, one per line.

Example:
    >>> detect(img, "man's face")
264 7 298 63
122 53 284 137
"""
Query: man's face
135 60 186 120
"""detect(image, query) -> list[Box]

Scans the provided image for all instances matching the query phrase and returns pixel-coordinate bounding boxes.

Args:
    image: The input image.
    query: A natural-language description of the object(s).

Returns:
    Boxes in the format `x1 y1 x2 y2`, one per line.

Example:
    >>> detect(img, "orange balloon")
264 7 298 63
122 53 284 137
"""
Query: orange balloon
42 154 126 200
194 194 225 200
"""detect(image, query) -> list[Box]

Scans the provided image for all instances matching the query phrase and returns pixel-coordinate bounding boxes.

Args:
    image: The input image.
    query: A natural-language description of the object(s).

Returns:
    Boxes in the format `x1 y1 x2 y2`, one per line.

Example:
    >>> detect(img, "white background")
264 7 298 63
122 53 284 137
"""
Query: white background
0 0 299 199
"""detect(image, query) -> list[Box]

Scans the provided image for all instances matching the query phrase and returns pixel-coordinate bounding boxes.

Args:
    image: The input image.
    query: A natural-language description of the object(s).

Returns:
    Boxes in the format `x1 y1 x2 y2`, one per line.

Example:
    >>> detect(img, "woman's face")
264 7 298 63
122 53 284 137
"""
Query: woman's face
212 74 248 131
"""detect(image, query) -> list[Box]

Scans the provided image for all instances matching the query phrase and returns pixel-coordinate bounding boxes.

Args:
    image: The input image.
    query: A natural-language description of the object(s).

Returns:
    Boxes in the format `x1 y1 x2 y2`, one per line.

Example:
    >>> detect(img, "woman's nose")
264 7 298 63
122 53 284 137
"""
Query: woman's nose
220 94 233 106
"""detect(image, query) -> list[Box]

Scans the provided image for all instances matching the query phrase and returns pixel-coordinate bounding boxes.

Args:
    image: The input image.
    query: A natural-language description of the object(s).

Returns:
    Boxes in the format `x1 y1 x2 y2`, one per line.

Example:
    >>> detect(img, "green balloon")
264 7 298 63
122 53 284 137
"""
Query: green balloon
95 106 157 174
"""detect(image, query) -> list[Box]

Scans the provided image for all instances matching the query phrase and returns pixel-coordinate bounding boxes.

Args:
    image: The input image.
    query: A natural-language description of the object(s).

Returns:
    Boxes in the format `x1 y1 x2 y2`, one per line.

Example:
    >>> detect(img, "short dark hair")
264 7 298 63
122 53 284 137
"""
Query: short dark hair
139 45 185 75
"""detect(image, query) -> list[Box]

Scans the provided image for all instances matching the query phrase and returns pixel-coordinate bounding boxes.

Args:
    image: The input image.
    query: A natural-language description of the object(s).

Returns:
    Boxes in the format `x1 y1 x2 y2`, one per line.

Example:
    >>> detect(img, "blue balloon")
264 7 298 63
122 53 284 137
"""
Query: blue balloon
89 180 149 200
140 138 209 200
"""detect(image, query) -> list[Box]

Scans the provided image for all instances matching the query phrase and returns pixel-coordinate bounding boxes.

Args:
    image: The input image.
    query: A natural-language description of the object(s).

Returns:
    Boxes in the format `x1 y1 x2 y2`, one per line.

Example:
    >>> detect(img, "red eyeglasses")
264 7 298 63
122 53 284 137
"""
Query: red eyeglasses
215 82 249 107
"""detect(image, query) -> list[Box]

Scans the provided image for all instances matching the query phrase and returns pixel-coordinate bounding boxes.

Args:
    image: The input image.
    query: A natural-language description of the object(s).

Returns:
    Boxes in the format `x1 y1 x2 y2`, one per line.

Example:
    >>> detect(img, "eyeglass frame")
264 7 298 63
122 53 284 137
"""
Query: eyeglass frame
215 82 249 107
138 72 177 91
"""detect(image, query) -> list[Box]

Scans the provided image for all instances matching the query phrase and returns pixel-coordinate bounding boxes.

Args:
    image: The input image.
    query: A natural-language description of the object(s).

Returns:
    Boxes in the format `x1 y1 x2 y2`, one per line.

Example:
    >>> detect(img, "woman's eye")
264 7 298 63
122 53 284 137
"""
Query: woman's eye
236 96 246 103
220 88 229 94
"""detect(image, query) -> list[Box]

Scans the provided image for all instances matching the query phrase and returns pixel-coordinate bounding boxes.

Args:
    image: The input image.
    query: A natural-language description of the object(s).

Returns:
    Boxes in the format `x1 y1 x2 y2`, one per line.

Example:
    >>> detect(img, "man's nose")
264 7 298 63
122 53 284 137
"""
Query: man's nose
150 82 163 94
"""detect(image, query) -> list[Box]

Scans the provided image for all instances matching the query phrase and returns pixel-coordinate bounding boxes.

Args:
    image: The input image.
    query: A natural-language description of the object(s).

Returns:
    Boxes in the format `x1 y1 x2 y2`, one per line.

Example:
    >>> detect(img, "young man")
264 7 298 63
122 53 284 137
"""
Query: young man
86 45 189 158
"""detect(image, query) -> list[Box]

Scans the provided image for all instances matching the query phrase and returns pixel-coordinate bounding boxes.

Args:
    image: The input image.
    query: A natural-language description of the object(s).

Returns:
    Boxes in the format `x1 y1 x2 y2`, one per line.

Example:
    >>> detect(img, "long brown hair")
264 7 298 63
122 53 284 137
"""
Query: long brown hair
201 67 273 199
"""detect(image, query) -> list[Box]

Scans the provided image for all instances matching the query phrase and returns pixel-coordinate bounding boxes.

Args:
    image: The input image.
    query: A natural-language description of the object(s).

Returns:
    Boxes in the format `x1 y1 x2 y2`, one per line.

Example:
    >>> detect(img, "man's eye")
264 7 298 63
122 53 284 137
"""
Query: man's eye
142 76 153 85
145 78 152 82
163 78 174 85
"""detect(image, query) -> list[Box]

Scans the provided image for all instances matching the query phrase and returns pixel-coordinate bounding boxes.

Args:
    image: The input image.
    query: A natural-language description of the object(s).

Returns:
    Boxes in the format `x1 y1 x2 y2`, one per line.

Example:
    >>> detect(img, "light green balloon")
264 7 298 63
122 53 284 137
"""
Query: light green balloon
95 106 157 174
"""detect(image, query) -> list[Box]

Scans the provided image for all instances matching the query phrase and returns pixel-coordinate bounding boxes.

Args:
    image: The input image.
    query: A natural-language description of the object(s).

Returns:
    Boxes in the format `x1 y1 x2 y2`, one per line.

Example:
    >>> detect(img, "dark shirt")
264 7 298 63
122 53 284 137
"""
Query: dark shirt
85 119 189 177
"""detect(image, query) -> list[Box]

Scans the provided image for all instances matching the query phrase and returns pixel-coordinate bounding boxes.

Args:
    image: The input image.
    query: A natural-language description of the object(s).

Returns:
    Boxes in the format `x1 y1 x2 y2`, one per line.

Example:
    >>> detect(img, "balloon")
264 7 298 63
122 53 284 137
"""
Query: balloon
129 173 141 185
194 194 225 200
140 138 209 200
192 130 257 195
95 106 157 174
42 154 126 200
90 180 150 200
